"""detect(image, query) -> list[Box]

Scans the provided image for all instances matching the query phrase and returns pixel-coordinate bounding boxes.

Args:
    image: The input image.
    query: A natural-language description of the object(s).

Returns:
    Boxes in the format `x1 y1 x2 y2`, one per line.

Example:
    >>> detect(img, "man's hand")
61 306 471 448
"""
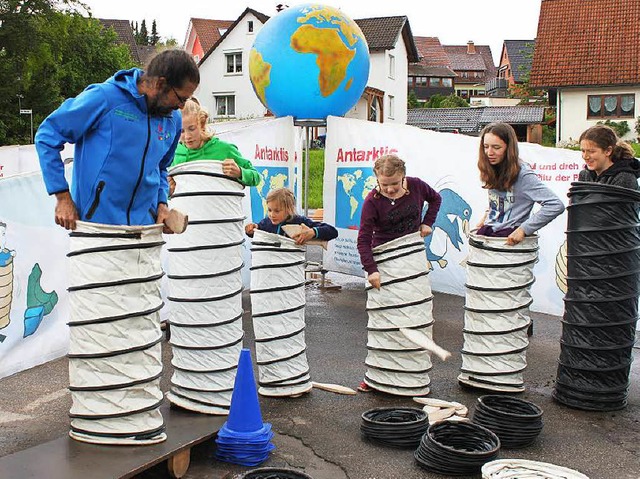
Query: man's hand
245 223 258 237
291 223 316 245
156 203 173 234
367 272 381 290
419 224 433 237
506 227 526 246
54 191 79 230
222 160 242 179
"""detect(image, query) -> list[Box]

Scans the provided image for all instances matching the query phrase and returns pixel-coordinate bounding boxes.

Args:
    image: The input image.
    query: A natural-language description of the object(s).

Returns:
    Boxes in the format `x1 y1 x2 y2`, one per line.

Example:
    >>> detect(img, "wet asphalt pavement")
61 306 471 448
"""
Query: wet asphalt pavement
0 260 639 479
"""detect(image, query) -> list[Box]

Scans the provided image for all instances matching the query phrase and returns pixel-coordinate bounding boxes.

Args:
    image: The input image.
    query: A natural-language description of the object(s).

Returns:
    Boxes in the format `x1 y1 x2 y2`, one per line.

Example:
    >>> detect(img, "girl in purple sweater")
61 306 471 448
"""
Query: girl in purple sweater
357 155 442 290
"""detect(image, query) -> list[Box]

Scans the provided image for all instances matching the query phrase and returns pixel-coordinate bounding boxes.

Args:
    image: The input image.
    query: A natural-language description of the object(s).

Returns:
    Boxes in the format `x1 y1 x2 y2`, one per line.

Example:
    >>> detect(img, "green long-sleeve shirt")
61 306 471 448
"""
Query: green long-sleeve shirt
172 137 261 186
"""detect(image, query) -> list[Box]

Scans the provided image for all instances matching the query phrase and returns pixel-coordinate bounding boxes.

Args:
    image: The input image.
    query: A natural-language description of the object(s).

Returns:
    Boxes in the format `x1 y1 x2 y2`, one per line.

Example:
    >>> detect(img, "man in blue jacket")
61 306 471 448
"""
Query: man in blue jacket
35 49 199 231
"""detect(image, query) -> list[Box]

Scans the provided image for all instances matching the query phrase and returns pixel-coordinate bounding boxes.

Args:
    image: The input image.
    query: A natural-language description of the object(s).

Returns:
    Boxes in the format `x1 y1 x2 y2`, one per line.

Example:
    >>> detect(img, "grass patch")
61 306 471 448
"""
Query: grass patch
631 143 640 157
303 148 324 209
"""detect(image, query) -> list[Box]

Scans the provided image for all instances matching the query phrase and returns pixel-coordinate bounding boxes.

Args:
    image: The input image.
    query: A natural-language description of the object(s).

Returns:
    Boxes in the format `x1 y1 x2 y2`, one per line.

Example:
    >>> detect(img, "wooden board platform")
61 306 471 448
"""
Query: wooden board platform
0 405 226 479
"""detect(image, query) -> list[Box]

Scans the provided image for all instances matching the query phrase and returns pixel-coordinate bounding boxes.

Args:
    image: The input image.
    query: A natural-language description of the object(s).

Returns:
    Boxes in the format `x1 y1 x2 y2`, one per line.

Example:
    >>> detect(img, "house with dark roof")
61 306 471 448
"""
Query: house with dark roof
530 0 640 143
98 19 144 64
183 18 235 64
408 37 456 102
348 16 419 123
407 106 546 142
195 9 418 124
442 41 496 99
487 40 535 97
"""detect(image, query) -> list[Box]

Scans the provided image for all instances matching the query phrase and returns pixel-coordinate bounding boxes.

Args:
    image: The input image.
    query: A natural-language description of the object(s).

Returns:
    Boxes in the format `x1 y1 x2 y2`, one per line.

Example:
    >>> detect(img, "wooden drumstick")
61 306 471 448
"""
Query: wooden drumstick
399 328 452 361
164 209 188 234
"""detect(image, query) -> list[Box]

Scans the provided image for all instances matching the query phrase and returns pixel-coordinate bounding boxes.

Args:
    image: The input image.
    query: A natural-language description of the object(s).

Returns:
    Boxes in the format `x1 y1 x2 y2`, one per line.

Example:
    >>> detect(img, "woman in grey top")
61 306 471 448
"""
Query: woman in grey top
476 122 565 243
578 124 640 190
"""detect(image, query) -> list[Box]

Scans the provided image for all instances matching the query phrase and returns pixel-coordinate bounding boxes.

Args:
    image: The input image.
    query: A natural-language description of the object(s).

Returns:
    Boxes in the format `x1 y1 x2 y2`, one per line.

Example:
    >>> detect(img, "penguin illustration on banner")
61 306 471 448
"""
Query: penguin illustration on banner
423 188 472 270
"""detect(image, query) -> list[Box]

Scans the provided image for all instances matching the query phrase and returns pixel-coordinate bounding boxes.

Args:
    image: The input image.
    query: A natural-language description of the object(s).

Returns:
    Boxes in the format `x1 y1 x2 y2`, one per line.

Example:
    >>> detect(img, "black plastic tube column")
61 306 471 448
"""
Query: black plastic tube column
554 181 640 411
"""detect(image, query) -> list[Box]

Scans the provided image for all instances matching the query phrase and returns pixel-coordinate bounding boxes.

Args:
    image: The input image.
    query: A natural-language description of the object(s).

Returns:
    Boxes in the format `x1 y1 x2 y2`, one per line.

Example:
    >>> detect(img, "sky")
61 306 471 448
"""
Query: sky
78 0 543 64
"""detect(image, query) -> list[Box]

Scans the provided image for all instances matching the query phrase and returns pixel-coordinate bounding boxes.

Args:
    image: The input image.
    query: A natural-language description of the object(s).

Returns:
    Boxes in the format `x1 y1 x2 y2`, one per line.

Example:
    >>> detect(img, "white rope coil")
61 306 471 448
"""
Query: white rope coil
250 229 312 397
67 221 166 445
0 251 14 328
482 459 589 478
459 233 538 392
364 232 434 396
166 161 246 414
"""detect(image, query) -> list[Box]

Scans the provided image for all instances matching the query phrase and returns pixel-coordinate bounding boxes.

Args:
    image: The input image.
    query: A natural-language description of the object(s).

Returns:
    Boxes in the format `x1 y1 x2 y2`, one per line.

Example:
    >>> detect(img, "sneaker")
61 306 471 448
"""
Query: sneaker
357 381 372 392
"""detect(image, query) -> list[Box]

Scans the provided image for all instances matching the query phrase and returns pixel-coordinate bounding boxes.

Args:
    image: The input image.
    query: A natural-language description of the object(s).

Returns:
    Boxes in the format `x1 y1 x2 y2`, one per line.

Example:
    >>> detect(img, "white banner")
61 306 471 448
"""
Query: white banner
323 116 583 317
213 116 300 286
0 143 74 178
0 171 71 379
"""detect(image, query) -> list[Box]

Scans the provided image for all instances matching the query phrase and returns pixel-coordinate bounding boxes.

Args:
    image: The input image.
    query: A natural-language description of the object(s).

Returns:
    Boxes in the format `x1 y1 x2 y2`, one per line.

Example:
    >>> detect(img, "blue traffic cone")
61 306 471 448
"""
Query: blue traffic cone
215 348 275 466
226 348 265 433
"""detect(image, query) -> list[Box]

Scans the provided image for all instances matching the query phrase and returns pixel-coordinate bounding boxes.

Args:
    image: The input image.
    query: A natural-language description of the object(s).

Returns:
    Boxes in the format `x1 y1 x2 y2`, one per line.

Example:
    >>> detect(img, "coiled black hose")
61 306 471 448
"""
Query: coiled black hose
360 407 428 448
414 421 500 476
554 182 640 411
239 467 313 479
471 395 543 448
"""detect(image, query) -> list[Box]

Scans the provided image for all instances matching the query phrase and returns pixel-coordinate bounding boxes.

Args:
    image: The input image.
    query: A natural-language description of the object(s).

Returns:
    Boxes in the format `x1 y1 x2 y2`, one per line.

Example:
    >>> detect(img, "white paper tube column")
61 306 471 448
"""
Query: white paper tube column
250 230 312 397
67 221 166 445
364 232 434 396
458 233 539 392
166 161 245 414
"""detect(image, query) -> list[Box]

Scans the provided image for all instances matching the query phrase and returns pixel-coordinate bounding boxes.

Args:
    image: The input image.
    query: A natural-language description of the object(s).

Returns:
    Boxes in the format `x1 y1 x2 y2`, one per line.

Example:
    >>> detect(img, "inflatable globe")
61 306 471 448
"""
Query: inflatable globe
249 3 370 119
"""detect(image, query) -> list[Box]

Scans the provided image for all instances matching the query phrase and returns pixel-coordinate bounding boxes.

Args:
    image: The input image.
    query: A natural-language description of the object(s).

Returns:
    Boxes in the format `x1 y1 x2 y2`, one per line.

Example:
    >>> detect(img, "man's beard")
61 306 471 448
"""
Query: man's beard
146 96 174 117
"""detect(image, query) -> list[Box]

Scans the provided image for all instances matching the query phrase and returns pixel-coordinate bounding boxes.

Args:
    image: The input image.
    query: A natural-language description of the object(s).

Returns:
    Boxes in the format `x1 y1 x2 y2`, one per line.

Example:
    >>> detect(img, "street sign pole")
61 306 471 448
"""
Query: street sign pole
19 109 33 144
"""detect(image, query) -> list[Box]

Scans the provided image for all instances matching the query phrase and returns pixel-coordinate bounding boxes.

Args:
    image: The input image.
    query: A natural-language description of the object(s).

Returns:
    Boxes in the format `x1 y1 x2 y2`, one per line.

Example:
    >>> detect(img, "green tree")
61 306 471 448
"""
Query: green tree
157 37 178 48
150 19 159 45
407 90 420 108
0 1 135 145
440 94 470 108
138 19 149 46
425 94 445 108
425 94 469 108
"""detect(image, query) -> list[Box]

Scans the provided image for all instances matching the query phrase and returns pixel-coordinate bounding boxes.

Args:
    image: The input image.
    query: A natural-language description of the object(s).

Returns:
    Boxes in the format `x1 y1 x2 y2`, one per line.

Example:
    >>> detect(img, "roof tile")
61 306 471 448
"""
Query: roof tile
442 44 497 83
530 0 640 87
407 106 545 133
503 40 535 83
190 17 234 53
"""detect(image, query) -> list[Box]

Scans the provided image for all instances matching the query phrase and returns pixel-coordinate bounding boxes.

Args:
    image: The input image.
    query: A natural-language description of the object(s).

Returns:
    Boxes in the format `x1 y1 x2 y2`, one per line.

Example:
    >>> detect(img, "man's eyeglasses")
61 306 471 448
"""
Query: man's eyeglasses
171 85 190 106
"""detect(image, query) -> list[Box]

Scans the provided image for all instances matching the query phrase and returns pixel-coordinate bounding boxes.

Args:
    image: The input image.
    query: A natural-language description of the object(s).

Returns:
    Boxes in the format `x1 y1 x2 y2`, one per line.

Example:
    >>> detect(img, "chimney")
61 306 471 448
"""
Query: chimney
467 41 476 54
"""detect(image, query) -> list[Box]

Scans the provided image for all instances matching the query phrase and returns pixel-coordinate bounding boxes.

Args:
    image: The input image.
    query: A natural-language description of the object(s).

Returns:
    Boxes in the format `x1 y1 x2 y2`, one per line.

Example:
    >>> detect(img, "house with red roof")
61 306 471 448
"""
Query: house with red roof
183 18 234 64
193 8 271 120
442 41 496 99
530 0 640 143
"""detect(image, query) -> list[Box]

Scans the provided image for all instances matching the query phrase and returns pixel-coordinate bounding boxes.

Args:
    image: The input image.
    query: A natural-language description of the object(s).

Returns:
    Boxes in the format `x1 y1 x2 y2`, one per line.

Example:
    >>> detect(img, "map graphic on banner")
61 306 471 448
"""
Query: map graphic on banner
250 167 290 223
335 167 376 229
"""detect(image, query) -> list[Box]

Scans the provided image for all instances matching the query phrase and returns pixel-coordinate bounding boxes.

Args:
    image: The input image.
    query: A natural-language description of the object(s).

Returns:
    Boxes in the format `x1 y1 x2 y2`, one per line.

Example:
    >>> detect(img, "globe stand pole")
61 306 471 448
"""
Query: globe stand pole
294 118 327 277
294 119 326 217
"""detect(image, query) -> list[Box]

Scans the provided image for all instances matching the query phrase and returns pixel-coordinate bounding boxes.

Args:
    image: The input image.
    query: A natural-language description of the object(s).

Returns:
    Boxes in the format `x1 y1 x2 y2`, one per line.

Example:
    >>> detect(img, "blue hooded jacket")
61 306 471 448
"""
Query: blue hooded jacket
35 68 181 226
